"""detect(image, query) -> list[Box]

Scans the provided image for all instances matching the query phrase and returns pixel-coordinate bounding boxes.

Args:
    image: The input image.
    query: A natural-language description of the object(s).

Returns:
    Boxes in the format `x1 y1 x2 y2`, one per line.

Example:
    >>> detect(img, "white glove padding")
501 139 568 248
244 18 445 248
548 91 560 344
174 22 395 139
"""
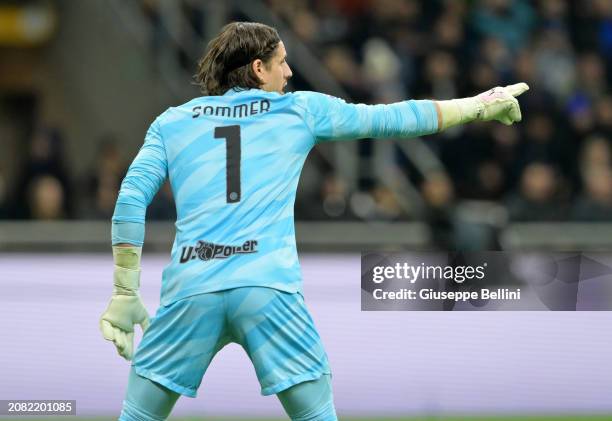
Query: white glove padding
437 82 530 130
100 246 149 361
100 294 150 361
474 82 530 125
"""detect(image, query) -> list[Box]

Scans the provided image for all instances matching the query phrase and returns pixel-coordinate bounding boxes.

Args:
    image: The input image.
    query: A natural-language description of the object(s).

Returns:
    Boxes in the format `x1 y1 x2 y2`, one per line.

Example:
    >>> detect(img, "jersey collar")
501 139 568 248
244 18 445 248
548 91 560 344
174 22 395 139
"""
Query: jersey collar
223 87 253 96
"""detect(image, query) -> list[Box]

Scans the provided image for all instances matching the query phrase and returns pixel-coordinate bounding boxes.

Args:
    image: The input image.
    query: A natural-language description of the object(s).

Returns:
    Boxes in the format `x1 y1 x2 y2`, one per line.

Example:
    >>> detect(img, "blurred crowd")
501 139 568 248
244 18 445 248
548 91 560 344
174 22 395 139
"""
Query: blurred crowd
264 0 612 229
0 127 175 221
2 0 612 239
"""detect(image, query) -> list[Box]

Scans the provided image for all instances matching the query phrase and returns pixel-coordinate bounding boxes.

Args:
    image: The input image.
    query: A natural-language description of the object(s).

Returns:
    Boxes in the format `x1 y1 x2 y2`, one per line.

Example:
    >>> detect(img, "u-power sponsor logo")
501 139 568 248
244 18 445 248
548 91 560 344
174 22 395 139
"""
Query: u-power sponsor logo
180 240 258 263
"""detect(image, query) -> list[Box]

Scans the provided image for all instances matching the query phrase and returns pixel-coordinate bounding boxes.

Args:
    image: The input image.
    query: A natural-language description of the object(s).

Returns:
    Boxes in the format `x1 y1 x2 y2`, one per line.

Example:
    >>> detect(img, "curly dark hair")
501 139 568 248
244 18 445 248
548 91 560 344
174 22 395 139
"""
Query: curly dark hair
195 22 281 96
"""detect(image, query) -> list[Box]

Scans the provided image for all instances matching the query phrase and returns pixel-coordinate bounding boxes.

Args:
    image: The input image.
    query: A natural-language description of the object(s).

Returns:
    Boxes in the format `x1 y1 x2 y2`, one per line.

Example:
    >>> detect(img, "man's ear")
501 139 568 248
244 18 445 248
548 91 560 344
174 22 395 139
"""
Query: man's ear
251 59 266 84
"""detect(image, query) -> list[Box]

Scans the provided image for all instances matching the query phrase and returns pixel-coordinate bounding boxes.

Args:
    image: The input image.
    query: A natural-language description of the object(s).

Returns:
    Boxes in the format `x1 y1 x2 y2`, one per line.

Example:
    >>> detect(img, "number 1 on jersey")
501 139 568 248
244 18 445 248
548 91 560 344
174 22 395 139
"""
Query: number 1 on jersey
214 125 241 203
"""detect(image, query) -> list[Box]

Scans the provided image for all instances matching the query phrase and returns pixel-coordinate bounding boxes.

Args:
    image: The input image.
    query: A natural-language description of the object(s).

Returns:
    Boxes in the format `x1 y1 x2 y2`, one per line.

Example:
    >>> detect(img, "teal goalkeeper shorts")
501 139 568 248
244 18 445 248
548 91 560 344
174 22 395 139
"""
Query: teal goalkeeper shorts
132 287 331 397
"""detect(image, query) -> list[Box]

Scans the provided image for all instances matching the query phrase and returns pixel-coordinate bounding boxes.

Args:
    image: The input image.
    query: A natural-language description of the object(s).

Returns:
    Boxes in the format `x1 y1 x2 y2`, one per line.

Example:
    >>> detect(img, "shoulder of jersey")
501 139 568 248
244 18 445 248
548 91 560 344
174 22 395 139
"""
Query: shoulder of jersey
156 90 309 124
156 97 204 123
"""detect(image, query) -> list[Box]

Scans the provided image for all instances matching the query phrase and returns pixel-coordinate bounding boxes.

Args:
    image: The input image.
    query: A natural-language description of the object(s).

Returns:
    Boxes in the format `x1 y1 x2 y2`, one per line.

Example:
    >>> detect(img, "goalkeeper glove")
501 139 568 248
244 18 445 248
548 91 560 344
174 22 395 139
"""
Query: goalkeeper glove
100 245 150 361
437 82 529 130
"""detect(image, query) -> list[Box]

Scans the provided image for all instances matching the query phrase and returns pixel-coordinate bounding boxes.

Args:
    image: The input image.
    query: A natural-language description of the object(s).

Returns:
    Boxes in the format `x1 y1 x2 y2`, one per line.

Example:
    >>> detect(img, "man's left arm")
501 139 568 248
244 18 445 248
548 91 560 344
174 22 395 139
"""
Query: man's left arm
297 83 529 142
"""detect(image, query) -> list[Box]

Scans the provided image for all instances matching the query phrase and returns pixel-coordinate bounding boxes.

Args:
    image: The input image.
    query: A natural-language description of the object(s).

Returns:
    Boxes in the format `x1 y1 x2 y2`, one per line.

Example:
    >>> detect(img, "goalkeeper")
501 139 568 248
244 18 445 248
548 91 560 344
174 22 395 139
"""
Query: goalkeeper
100 21 528 421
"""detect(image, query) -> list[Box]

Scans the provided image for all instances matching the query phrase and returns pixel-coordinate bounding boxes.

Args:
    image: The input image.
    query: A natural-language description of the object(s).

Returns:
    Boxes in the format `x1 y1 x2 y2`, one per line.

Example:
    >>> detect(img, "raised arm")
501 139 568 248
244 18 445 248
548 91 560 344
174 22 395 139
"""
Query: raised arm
294 83 529 142
295 91 439 141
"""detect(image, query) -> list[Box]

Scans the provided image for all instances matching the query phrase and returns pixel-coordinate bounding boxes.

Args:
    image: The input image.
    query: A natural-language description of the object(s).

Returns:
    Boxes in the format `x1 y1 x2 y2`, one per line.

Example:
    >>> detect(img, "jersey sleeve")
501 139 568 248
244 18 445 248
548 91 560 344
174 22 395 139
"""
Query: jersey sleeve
293 91 439 142
111 118 168 245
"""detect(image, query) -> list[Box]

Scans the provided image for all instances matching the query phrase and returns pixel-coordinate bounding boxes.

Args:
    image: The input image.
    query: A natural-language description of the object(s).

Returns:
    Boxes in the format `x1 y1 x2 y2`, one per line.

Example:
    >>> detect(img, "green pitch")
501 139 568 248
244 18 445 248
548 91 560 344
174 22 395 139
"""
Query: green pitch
7 416 612 421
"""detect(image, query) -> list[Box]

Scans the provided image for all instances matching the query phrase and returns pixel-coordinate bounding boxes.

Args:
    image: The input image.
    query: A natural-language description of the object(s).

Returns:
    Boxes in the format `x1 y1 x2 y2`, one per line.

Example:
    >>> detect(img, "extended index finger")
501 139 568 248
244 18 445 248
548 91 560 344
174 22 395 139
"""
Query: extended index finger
505 82 530 97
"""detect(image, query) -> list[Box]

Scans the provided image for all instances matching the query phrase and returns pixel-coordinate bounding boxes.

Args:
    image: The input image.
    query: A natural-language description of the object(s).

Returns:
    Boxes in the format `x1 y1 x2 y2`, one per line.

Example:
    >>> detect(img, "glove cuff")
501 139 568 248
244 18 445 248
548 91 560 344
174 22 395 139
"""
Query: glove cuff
112 245 142 270
112 245 142 294
113 266 140 293
436 97 483 131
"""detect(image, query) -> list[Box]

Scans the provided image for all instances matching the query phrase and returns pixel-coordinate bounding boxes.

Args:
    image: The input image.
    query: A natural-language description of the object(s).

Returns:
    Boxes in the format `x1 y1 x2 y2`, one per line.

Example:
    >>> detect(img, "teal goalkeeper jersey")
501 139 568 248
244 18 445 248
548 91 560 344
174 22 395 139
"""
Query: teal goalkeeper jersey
112 88 438 306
